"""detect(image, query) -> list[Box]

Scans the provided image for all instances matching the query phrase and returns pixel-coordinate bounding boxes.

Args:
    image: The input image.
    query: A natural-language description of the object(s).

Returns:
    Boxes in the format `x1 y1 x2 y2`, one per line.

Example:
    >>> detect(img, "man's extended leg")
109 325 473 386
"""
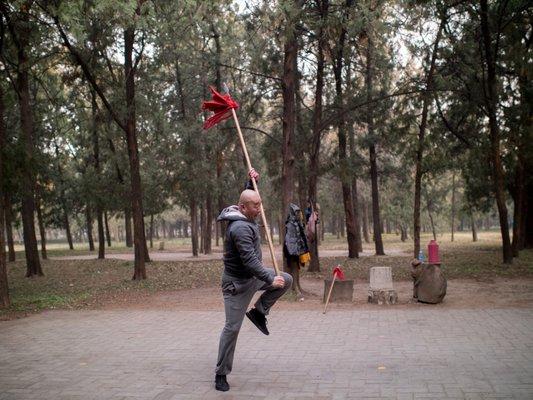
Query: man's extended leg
215 280 257 376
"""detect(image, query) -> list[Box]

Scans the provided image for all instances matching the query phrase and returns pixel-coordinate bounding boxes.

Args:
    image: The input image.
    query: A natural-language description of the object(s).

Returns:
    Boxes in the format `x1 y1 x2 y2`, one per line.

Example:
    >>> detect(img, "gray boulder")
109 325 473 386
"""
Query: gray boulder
411 259 447 304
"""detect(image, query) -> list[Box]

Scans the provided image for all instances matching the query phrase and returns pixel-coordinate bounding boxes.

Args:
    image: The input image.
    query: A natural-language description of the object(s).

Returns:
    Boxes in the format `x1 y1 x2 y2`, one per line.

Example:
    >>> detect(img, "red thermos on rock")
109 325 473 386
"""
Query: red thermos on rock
428 240 440 264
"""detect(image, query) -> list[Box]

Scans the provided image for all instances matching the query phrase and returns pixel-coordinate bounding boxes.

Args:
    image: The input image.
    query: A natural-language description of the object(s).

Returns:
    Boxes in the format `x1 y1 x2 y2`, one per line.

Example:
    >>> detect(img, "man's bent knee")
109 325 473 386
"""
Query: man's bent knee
282 272 293 288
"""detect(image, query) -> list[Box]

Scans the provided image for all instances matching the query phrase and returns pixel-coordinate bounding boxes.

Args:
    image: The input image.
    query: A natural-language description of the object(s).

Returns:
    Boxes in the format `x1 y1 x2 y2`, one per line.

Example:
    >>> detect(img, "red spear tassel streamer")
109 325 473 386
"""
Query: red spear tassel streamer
201 86 239 130
332 266 345 280
323 265 345 314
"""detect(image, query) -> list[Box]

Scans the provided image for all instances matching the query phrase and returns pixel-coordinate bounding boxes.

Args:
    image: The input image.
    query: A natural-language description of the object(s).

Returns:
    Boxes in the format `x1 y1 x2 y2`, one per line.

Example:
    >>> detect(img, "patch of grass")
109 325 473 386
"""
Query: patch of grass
0 258 225 319
10 292 90 312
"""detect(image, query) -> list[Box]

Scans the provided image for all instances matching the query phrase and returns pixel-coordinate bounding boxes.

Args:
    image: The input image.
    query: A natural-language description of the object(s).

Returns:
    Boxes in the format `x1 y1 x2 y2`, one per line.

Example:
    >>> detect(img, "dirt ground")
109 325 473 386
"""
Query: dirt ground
101 277 533 312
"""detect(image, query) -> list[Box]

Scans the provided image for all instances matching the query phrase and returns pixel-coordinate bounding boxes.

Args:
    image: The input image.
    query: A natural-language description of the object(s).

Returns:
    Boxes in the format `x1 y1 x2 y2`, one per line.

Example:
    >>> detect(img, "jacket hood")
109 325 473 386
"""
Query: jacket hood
217 205 249 222
286 203 301 223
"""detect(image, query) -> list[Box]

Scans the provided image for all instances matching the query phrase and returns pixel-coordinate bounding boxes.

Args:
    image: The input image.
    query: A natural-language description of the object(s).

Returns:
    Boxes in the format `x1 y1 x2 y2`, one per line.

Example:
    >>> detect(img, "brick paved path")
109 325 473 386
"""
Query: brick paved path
1 308 532 400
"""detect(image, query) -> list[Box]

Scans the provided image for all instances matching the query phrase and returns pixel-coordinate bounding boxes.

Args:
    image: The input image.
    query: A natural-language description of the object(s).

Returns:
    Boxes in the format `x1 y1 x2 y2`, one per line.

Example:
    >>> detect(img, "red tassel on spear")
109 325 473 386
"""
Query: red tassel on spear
201 86 239 130
201 85 281 276
323 265 345 314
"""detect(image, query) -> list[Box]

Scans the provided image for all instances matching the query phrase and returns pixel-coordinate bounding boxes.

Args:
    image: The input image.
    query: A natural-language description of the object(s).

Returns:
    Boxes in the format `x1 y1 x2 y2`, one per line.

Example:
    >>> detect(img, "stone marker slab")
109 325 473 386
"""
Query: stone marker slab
369 267 394 290
368 267 397 305
323 279 354 302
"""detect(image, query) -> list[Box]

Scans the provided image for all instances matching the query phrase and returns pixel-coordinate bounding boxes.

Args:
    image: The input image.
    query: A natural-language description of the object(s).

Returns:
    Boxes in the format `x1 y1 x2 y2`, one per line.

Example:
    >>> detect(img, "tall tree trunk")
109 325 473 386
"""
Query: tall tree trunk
511 151 525 257
362 199 370 243
4 194 16 261
400 224 408 242
104 211 111 247
12 7 42 277
216 153 224 247
413 16 445 258
338 137 358 257
142 216 150 262
280 1 301 246
64 209 74 250
124 208 133 247
333 0 358 258
149 213 154 249
451 171 456 242
306 0 328 272
35 194 47 260
368 149 384 254
200 204 205 253
0 77 10 307
215 217 220 247
480 0 512 264
470 211 478 242
511 59 530 255
294 44 306 211
86 206 95 251
346 53 363 254
190 199 198 256
90 90 105 259
125 25 148 278
204 196 212 254
351 180 362 253
365 30 385 256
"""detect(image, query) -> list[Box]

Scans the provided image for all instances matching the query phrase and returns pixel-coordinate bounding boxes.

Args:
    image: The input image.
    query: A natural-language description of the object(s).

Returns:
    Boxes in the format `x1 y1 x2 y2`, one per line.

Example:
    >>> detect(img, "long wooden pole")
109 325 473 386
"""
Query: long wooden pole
231 108 281 276
323 273 337 314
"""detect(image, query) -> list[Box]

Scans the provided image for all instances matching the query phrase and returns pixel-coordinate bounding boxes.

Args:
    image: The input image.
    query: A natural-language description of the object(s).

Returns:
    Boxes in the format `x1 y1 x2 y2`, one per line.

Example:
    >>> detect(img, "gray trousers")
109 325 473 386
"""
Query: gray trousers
215 270 293 375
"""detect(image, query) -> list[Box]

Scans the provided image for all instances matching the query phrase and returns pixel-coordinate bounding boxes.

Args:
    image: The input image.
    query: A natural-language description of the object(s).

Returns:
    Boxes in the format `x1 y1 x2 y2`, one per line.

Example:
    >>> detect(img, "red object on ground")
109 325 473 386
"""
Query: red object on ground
201 86 239 129
333 266 345 280
428 240 440 264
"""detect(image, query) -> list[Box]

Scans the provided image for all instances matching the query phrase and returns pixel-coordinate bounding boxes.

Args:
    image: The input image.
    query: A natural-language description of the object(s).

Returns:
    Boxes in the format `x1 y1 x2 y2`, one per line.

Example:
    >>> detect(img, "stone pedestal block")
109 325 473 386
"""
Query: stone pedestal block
368 267 397 305
323 279 354 303
159 241 165 250
368 290 398 305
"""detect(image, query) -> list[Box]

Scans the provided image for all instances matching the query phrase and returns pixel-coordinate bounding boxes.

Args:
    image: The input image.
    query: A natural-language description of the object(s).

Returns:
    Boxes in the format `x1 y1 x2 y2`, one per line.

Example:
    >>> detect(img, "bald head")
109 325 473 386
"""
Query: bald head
238 190 262 220
239 189 260 205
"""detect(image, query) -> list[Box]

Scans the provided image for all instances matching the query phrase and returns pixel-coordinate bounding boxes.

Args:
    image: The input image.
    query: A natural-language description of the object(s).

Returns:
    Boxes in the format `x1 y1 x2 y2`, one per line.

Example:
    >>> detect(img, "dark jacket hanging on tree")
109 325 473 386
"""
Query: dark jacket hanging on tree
283 203 309 258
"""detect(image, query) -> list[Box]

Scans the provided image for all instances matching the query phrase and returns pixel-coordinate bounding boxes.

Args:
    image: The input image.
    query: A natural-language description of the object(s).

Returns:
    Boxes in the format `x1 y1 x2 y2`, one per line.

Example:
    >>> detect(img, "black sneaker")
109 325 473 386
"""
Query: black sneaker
246 308 269 335
215 374 229 391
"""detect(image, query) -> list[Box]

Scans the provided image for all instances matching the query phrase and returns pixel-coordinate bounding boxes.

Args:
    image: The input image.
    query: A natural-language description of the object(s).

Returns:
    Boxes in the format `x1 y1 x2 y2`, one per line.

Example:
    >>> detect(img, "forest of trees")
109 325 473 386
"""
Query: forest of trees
0 0 531 306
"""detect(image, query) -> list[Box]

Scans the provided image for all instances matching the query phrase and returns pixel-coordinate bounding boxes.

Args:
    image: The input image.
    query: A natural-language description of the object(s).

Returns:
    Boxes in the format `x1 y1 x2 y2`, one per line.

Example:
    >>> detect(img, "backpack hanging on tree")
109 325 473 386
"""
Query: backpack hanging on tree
284 203 310 265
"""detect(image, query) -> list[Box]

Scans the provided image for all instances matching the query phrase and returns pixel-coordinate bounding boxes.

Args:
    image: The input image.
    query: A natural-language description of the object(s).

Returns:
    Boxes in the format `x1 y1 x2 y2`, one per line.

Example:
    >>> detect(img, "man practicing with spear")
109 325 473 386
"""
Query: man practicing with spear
201 86 292 392
214 172 293 391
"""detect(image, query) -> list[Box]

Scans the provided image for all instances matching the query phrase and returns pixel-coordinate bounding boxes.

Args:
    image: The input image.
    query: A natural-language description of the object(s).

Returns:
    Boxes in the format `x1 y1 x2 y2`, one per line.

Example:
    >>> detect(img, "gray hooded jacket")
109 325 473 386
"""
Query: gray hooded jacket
217 205 273 284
